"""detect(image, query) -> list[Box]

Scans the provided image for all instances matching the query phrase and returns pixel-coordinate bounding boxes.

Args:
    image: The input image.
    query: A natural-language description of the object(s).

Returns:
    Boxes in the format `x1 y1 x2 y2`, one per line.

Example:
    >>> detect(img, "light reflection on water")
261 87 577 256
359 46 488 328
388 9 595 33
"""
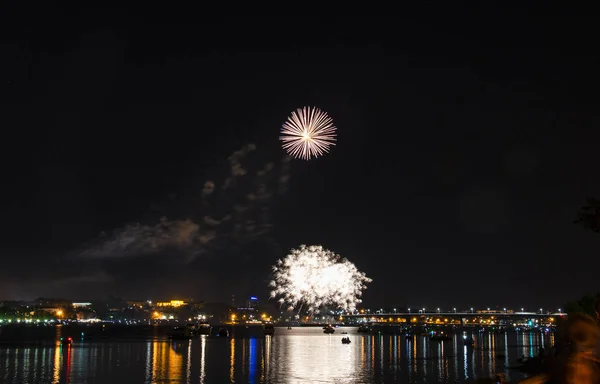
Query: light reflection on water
0 327 554 383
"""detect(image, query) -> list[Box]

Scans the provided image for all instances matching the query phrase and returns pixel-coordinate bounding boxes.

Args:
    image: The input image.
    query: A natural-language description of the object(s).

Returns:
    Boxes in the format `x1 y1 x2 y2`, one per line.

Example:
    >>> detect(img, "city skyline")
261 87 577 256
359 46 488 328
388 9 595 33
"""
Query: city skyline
0 294 570 315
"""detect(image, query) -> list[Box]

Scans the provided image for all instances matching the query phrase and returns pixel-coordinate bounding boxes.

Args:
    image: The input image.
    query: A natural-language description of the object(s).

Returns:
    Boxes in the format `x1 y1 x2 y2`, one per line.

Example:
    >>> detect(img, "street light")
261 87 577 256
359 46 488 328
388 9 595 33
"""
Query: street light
540 308 543 314
437 308 440 313
453 308 456 313
503 308 506 313
393 308 397 314
558 308 562 313
471 308 474 313
521 308 524 312
408 308 411 313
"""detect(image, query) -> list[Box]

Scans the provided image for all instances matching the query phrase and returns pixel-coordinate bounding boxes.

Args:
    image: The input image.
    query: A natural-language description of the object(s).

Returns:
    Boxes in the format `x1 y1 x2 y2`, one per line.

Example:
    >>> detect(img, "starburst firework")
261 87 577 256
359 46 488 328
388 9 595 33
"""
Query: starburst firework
269 245 371 313
279 107 337 160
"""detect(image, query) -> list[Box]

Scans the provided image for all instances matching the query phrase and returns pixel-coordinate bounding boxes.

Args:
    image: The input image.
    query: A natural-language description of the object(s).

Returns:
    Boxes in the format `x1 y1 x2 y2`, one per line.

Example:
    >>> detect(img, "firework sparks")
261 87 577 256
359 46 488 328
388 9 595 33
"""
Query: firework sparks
269 245 371 313
279 107 337 160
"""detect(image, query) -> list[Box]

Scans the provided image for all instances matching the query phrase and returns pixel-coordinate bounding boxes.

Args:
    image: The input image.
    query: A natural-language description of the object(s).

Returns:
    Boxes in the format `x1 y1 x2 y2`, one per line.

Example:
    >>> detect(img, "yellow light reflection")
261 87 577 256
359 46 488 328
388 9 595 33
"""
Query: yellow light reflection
229 337 235 382
168 343 183 380
371 336 375 370
186 341 192 383
52 344 61 382
151 341 183 382
152 341 158 381
360 336 366 369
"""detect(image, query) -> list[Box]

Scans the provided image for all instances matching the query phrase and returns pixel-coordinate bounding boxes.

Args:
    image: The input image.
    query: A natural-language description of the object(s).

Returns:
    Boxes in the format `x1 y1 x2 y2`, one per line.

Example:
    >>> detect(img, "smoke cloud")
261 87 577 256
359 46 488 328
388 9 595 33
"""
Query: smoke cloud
80 144 290 262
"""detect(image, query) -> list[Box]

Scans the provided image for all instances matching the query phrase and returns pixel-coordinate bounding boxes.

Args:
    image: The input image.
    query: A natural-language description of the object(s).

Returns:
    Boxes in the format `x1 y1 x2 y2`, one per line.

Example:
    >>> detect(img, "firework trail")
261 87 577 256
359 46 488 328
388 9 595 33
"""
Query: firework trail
279 107 337 160
269 245 371 313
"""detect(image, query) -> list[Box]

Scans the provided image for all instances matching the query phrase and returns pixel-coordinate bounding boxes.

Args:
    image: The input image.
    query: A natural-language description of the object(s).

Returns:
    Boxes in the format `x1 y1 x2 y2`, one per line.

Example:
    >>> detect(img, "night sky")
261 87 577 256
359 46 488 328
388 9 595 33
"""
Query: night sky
1 4 599 310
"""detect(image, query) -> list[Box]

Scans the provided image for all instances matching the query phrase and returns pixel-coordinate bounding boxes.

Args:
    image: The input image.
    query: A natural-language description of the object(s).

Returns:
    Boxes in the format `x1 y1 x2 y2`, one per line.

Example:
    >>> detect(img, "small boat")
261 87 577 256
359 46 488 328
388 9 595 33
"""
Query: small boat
217 328 229 337
59 336 73 345
323 325 335 334
169 323 202 339
264 324 275 336
341 337 351 344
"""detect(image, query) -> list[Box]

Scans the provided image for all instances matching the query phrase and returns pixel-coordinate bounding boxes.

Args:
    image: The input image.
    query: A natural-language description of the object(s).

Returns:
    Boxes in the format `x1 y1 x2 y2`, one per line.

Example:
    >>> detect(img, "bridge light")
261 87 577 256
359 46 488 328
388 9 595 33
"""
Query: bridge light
470 308 473 313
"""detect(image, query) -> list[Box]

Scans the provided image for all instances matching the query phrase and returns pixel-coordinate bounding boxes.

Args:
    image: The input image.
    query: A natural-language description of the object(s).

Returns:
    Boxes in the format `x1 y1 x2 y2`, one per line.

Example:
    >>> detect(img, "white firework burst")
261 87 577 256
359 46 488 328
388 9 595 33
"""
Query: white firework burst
279 107 337 160
269 245 371 313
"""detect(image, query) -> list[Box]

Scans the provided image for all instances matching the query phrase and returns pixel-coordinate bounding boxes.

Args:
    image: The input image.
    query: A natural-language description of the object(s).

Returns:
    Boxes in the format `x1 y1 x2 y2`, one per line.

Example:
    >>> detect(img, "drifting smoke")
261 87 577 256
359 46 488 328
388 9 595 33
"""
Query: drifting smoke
81 144 290 261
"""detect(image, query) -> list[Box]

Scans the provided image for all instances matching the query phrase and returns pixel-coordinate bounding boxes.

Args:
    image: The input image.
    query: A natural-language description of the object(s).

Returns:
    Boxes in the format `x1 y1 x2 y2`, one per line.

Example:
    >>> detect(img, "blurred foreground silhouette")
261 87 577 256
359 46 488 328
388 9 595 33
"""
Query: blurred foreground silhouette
519 310 600 383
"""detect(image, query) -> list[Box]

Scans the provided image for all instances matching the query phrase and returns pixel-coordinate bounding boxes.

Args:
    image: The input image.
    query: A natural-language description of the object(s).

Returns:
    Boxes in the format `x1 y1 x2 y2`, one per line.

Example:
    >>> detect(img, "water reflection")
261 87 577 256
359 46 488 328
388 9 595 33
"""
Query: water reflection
0 328 557 383
200 336 206 383
229 337 235 382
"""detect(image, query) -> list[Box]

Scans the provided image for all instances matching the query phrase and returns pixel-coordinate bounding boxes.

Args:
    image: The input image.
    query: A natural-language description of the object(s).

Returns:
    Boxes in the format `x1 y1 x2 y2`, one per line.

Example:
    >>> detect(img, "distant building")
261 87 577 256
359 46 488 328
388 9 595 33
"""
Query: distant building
73 302 92 308
235 296 260 321
155 300 189 308
246 296 259 309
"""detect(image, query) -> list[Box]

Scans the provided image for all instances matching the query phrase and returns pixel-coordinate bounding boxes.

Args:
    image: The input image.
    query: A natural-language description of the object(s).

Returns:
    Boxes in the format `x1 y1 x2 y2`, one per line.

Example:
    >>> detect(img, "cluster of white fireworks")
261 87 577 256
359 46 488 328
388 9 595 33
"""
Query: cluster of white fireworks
279 106 337 160
269 245 371 313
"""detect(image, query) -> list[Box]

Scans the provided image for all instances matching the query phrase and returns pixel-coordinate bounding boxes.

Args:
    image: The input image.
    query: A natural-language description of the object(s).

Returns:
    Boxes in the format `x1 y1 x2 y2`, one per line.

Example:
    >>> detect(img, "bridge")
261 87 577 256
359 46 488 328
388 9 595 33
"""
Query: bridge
341 311 565 327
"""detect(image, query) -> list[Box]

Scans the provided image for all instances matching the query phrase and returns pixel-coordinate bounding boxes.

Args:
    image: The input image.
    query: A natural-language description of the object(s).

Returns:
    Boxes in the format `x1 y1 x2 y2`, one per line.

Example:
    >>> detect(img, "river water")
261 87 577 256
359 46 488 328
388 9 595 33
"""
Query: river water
0 326 552 383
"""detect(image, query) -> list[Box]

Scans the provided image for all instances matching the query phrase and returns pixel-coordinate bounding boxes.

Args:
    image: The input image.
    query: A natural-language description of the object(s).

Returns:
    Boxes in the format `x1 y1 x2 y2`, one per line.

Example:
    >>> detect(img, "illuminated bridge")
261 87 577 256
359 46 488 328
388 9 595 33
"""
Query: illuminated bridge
341 310 566 327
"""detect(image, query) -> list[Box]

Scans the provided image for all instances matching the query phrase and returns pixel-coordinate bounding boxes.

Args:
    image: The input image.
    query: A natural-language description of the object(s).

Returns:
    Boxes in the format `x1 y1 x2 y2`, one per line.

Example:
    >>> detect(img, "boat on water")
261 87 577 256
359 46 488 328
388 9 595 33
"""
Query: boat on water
264 324 275 336
169 323 203 339
217 327 229 337
323 325 335 334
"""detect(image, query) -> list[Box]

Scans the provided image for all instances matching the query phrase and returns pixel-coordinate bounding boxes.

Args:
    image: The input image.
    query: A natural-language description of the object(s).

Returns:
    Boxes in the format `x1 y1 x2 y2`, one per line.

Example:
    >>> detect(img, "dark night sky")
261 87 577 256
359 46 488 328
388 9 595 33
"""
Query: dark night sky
1 4 599 310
